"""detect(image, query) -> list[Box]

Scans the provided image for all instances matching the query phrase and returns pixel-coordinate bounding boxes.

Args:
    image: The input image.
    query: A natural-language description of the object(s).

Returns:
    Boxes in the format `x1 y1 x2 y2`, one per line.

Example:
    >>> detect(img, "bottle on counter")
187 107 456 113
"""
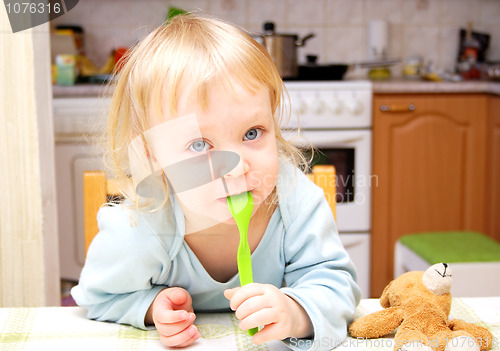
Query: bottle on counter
56 54 76 86
457 22 480 80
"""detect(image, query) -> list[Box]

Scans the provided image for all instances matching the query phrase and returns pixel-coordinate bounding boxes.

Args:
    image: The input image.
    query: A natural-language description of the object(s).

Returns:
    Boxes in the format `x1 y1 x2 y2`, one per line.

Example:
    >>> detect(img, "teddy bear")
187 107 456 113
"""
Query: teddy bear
349 263 493 351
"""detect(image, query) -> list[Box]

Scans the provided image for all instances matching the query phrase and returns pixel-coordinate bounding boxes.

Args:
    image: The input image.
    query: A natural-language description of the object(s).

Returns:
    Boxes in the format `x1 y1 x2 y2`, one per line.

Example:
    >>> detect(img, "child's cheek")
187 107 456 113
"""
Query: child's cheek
249 161 279 203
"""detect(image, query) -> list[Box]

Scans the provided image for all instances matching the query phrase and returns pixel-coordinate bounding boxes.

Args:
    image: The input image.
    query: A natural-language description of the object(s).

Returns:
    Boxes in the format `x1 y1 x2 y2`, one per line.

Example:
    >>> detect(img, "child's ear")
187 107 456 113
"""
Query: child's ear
380 281 393 308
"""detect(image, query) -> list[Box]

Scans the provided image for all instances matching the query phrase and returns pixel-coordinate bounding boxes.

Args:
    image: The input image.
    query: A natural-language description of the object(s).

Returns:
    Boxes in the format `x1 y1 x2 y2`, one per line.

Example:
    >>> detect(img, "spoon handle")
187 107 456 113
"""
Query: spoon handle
236 225 253 286
227 191 258 336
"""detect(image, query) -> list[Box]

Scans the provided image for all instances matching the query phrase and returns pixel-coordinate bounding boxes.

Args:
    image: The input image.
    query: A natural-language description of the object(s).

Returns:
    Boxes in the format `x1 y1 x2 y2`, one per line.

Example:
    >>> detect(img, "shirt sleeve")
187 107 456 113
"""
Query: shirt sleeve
71 205 172 330
280 178 362 351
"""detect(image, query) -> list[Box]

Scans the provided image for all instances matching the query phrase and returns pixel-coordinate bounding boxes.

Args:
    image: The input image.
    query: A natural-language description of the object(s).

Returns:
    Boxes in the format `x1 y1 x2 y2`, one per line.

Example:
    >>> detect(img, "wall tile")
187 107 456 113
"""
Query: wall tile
83 1 150 28
51 0 93 29
325 0 364 26
287 0 324 27
440 0 480 25
479 0 500 25
85 28 135 66
365 0 402 24
402 0 442 25
403 26 441 69
324 27 365 63
247 0 287 29
50 0 500 76
208 0 246 26
388 22 403 60
173 0 210 14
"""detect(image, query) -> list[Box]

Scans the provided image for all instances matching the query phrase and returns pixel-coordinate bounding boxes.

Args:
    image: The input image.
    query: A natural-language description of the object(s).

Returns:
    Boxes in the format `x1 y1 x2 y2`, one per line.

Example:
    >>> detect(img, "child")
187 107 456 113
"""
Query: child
72 13 361 350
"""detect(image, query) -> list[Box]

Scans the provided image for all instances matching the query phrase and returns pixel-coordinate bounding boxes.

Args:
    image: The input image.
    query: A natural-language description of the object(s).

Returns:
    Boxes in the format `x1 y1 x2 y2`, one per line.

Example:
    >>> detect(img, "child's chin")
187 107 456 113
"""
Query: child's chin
222 217 237 225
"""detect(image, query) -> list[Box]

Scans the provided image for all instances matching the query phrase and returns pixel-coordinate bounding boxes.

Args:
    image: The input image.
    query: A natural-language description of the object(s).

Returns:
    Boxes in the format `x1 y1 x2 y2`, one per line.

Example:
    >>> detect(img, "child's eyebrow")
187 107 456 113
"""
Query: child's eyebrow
240 106 274 123
196 109 273 133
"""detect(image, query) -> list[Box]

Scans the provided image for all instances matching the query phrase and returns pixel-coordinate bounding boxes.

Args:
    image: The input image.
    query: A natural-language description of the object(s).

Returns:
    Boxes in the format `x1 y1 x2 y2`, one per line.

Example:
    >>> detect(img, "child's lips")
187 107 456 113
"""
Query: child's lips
218 190 253 202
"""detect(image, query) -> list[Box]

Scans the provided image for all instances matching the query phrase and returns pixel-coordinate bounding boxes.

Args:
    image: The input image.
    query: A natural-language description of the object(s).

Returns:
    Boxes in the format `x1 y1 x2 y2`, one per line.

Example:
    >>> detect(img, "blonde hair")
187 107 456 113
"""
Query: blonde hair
104 13 308 209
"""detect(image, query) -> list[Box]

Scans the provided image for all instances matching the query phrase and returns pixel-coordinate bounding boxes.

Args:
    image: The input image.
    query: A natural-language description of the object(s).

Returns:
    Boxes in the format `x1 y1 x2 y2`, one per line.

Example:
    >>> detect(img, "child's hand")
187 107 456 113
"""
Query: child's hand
224 283 313 344
150 287 199 347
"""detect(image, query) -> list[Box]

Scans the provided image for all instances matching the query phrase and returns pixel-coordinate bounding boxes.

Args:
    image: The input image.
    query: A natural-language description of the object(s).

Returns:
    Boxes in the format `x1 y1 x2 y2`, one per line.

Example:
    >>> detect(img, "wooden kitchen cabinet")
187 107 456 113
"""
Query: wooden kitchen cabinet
371 93 488 297
486 96 500 243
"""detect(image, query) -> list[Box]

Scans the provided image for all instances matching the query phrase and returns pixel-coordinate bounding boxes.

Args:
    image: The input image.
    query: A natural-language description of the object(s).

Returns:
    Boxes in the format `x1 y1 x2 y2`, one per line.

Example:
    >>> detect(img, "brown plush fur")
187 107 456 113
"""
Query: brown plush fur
349 271 493 351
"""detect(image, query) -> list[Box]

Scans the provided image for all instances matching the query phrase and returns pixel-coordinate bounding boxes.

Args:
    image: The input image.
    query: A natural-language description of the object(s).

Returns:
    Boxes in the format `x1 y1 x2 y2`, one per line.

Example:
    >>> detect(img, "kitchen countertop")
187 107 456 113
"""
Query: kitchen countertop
372 79 500 95
53 83 112 97
52 79 500 98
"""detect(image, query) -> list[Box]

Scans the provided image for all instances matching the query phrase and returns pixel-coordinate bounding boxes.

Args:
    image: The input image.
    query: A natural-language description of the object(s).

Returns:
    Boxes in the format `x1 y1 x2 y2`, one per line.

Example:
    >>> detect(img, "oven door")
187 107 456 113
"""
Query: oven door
284 129 372 233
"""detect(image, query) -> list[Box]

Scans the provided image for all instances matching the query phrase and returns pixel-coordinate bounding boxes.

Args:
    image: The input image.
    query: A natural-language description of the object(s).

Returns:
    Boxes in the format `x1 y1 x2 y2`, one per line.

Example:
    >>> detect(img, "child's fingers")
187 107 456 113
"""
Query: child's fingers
166 287 192 309
227 283 263 311
238 306 275 332
156 313 196 337
155 309 191 325
159 324 200 348
173 326 201 348
223 287 240 300
251 323 284 345
156 287 193 312
234 294 270 321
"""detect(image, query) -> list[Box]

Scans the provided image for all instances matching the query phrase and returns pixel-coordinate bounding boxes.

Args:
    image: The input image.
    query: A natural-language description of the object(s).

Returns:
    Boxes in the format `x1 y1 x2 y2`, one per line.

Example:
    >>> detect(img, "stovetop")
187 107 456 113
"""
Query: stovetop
282 80 372 130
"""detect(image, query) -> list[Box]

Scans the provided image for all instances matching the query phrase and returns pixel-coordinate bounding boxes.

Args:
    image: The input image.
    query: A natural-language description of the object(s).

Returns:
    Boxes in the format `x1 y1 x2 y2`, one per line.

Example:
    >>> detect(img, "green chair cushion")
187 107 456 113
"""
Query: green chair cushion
399 231 500 264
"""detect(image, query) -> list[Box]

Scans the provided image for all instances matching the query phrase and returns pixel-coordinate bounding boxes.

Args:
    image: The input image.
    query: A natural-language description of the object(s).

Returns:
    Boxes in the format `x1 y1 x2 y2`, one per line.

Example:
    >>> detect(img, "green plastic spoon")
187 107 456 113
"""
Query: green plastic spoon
227 191 258 336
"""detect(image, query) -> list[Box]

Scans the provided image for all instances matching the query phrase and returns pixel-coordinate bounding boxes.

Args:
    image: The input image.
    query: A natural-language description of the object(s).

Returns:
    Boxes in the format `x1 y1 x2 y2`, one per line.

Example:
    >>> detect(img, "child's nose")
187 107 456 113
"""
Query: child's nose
224 155 249 178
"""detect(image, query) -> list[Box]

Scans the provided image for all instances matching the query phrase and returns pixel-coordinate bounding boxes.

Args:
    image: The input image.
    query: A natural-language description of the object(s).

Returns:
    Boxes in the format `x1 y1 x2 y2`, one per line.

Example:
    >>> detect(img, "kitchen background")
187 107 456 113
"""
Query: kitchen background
51 0 500 78
49 0 500 302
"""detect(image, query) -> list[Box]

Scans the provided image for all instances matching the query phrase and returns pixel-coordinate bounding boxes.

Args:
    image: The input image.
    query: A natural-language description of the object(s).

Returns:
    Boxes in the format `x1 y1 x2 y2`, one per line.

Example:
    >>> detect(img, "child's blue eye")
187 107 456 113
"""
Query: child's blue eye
244 128 262 141
189 140 211 152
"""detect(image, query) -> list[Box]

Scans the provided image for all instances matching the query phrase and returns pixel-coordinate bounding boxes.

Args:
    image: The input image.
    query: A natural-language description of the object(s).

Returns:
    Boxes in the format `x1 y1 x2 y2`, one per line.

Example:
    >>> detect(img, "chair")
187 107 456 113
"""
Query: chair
394 231 500 296
83 171 123 255
307 165 337 220
83 165 337 255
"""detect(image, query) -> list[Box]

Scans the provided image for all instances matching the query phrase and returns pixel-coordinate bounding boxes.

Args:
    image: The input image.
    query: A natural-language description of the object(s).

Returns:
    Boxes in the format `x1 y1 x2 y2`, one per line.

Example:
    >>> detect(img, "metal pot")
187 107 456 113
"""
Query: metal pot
257 22 315 79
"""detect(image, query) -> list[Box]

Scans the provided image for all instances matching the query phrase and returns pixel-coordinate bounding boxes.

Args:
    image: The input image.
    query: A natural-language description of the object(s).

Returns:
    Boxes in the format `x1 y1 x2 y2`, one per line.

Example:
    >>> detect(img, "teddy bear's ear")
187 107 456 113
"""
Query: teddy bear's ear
380 281 393 308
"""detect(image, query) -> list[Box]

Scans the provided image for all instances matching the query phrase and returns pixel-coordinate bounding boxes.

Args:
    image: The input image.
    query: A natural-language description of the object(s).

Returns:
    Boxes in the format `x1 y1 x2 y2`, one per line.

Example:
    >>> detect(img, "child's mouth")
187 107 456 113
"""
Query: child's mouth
219 190 253 202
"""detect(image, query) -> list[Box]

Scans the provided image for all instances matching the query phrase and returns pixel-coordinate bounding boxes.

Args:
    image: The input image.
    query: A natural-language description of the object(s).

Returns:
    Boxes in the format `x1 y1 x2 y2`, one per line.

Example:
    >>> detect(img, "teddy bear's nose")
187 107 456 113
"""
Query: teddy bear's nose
422 263 453 295
436 263 450 277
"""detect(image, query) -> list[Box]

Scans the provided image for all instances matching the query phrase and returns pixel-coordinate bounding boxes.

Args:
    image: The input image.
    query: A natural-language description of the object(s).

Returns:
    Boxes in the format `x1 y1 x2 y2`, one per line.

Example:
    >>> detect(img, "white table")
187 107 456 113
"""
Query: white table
0 298 498 351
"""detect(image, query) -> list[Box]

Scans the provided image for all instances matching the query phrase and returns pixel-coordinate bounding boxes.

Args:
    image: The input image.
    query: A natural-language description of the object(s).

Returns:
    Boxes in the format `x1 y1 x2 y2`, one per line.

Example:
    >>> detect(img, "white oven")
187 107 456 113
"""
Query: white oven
288 129 371 233
282 81 372 297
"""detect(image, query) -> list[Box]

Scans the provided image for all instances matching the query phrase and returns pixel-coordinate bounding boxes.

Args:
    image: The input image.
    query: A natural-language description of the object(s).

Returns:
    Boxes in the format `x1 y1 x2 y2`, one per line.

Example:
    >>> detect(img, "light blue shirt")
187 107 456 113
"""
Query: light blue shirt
72 162 361 351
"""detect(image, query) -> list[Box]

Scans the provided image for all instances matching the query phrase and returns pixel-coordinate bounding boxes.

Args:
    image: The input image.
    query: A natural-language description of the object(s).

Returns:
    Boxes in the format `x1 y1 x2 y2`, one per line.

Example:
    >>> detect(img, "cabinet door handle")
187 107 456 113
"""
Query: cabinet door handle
380 104 416 112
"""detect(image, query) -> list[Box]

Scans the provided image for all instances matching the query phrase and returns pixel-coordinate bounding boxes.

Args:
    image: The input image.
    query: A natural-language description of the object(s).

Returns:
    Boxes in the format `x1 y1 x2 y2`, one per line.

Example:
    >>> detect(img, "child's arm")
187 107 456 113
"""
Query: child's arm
71 205 173 330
